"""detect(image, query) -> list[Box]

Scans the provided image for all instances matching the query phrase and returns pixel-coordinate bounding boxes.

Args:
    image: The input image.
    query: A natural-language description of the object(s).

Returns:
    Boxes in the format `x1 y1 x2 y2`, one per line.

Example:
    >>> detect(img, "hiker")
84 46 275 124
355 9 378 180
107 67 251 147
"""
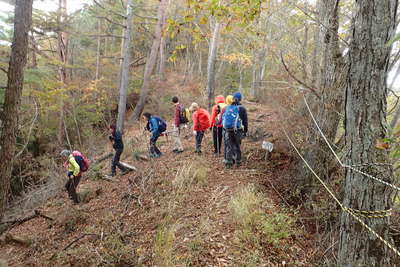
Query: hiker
60 150 83 204
210 95 226 155
108 124 128 177
190 102 211 153
221 95 233 161
171 96 188 153
222 92 248 168
143 112 167 158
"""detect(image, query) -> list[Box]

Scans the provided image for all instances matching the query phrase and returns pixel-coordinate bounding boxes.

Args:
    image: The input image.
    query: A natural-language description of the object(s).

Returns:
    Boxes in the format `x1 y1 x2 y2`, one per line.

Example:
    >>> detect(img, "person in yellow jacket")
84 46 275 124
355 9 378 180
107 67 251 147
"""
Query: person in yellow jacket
61 150 81 204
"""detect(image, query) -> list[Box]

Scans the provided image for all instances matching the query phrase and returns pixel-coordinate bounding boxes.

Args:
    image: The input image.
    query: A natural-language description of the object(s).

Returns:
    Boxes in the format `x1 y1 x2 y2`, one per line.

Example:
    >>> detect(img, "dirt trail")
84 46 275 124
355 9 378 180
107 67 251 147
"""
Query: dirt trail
0 101 314 266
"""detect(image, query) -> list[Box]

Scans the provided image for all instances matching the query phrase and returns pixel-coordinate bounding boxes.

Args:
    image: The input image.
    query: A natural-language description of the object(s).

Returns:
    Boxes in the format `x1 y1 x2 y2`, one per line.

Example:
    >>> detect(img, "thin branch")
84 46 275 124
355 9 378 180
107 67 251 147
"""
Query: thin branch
93 0 126 19
15 99 39 159
0 66 8 74
280 52 321 99
95 16 126 28
133 13 157 20
87 34 124 38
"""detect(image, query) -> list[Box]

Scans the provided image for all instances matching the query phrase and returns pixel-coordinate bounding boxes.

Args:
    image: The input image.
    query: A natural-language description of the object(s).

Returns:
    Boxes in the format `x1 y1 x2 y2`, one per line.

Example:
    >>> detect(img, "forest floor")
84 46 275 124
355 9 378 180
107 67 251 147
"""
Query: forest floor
0 100 318 266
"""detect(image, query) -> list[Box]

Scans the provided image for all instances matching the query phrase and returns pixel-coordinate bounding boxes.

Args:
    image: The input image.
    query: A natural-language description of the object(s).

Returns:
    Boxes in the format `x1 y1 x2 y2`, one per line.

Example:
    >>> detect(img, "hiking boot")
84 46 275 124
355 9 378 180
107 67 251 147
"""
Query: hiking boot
225 163 233 169
172 149 179 153
236 162 241 168
109 172 116 177
195 149 202 154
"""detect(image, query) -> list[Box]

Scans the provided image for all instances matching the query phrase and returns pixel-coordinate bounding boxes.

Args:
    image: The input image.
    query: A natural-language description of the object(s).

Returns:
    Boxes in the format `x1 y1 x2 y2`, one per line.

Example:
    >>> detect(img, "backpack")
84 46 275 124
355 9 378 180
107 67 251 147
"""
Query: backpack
179 104 189 124
222 105 242 130
215 103 226 127
72 151 90 172
153 116 167 133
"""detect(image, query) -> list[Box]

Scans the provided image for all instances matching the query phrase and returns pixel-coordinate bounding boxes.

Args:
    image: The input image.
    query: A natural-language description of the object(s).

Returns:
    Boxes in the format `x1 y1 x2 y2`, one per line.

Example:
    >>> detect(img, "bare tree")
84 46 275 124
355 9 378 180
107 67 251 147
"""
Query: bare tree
116 0 134 132
0 0 33 217
206 21 222 109
338 0 398 265
131 0 168 120
57 0 69 144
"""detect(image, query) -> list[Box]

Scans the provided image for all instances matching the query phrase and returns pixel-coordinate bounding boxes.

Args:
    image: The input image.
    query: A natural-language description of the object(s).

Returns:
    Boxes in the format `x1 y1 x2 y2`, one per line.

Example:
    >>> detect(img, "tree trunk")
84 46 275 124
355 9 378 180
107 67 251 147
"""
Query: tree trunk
338 0 397 265
0 0 33 217
116 0 134 132
95 20 101 80
296 0 345 191
57 0 69 145
158 1 168 80
131 0 168 120
206 21 222 109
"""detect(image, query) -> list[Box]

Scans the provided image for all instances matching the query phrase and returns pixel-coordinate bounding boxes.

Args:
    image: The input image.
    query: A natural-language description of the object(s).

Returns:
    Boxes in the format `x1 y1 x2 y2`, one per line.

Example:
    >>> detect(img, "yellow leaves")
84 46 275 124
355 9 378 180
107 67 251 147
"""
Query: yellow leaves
220 52 252 66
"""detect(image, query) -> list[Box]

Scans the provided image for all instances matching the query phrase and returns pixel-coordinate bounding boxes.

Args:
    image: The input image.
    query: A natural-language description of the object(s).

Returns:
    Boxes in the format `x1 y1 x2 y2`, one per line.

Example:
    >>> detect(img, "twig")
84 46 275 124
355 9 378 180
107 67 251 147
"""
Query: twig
15 99 39 159
280 52 321 99
93 0 126 19
0 66 8 74
95 16 126 28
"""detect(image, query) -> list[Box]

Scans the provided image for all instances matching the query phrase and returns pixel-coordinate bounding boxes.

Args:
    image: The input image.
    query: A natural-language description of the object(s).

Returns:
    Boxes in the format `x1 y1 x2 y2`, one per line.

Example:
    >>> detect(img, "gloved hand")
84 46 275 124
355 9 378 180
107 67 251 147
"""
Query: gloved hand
108 135 113 141
68 173 74 179
193 131 197 136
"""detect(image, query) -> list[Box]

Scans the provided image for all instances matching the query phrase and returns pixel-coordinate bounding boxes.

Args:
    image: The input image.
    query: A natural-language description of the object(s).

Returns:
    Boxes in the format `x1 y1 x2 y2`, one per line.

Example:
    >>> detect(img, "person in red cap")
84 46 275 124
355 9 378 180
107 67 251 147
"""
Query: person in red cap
190 102 211 154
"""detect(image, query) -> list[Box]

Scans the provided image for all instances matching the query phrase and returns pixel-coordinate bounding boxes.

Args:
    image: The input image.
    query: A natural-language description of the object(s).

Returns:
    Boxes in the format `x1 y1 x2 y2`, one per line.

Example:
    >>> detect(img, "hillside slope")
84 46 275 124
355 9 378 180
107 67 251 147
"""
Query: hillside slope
0 101 315 266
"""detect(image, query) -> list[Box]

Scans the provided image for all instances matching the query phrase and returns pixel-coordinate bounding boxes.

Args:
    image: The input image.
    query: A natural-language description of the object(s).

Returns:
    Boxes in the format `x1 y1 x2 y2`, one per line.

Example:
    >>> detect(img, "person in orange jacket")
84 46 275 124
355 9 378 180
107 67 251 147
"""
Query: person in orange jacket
210 95 226 155
189 102 211 154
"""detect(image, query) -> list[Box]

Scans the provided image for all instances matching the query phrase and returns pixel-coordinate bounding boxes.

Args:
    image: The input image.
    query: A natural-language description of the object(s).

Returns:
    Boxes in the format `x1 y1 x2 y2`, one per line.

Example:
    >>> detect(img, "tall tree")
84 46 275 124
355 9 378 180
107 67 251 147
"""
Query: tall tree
132 0 168 120
338 0 398 265
0 0 33 217
57 0 69 144
296 0 345 188
206 21 221 109
116 0 134 132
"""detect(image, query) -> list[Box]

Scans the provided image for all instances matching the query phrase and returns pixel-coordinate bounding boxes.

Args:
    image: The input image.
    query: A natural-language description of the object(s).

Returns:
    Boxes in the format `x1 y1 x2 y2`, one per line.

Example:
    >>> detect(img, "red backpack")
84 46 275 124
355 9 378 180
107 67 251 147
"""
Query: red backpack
72 151 90 172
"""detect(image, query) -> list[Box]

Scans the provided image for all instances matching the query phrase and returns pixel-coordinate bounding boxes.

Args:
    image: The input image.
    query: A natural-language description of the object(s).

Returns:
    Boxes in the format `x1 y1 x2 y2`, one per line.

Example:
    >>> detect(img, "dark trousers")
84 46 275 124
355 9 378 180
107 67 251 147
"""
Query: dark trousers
65 173 81 204
112 148 126 175
224 129 242 165
195 131 205 151
212 126 223 154
150 133 161 156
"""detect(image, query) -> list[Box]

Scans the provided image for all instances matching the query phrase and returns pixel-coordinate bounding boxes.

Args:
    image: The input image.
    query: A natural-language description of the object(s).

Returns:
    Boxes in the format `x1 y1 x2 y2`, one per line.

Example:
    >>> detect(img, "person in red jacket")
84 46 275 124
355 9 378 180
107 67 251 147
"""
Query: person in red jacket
210 95 226 155
190 102 211 154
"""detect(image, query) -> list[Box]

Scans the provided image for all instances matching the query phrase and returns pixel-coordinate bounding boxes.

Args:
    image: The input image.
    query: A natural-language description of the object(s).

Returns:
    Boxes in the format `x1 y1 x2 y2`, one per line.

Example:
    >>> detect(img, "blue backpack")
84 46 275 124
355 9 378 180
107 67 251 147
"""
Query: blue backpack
153 116 167 133
222 105 241 130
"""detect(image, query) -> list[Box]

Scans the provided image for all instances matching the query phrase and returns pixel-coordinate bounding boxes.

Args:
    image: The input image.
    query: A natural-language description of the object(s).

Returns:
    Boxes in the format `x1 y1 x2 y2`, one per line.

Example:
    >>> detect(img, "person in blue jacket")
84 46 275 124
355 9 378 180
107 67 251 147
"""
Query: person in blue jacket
143 112 167 158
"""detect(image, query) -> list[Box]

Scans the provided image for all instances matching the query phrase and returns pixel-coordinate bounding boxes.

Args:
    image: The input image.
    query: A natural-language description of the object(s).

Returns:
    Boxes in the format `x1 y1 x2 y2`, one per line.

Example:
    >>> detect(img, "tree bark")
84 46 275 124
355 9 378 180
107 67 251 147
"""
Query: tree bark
0 0 33 217
158 1 168 80
116 0 134 132
297 0 345 189
206 21 222 109
338 0 398 265
131 0 168 120
57 0 69 145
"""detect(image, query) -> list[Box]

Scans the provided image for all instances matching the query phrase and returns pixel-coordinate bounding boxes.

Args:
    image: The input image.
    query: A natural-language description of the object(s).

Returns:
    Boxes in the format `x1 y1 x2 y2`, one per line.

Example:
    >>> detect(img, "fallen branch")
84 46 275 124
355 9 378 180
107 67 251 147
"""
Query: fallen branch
49 233 99 260
5 233 31 247
94 152 113 164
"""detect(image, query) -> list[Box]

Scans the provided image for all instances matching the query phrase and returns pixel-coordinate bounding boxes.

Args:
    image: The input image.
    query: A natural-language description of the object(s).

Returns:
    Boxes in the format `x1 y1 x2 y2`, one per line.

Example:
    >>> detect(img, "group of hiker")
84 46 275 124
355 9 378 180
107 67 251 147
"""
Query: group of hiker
142 92 248 168
60 92 248 204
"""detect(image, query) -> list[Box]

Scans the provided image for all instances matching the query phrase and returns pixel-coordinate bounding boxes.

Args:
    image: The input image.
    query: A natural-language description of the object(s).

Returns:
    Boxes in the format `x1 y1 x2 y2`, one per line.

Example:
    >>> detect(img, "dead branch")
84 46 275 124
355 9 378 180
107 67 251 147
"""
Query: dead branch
93 0 126 19
280 52 321 99
95 16 126 28
94 152 114 164
15 99 39 159
4 233 31 247
0 66 8 74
